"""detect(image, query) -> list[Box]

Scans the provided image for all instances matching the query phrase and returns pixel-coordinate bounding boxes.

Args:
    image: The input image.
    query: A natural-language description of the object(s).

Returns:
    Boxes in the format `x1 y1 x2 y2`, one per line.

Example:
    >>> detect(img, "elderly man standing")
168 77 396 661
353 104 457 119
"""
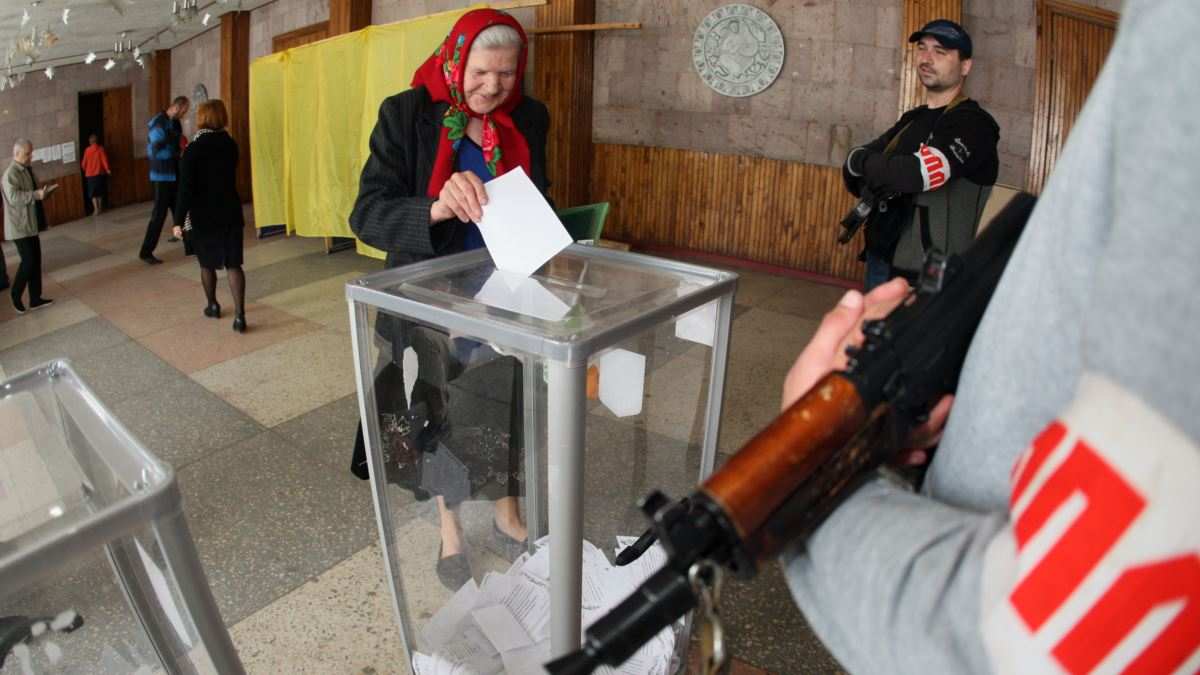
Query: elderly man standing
3 139 55 314
843 19 999 290
138 95 189 264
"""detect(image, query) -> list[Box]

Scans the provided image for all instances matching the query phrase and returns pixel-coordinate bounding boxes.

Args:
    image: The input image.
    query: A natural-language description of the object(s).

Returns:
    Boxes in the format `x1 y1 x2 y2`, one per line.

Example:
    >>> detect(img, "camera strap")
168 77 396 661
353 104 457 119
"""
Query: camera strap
883 93 966 156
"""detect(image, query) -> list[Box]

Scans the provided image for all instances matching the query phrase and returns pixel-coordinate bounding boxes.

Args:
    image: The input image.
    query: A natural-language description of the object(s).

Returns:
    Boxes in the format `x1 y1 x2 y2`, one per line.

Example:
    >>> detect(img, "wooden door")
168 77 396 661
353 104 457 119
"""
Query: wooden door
1026 0 1117 194
272 22 329 53
102 87 137 207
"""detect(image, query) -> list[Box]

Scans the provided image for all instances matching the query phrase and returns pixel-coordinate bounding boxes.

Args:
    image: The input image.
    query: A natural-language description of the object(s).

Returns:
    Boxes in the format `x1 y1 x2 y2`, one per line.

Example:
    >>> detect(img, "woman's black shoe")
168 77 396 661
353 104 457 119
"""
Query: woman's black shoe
204 302 221 318
491 522 528 560
232 314 246 333
436 542 472 590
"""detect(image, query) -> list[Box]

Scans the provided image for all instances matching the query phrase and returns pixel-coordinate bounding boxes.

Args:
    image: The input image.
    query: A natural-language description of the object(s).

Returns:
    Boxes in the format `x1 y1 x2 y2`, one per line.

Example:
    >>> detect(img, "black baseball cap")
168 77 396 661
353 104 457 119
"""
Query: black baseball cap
908 19 972 59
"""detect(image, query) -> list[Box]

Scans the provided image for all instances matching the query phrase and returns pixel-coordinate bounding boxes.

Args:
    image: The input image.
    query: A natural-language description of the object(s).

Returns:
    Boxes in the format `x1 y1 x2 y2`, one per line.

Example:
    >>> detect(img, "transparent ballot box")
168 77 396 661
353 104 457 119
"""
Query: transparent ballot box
0 361 242 674
347 245 737 673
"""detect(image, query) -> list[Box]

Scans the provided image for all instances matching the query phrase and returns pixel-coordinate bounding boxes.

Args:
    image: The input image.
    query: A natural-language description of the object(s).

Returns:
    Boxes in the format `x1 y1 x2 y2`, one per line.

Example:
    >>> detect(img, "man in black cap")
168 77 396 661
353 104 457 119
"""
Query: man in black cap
843 19 999 290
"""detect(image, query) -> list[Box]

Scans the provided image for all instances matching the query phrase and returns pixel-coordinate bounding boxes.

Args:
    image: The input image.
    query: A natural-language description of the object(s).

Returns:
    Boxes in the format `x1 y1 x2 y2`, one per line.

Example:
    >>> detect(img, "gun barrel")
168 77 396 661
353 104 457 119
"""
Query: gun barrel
545 566 695 675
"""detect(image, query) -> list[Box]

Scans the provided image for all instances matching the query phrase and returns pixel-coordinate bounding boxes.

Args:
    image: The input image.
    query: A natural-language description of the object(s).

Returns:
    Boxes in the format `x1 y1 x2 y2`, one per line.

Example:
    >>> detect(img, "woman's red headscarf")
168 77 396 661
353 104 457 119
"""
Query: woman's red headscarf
410 9 530 198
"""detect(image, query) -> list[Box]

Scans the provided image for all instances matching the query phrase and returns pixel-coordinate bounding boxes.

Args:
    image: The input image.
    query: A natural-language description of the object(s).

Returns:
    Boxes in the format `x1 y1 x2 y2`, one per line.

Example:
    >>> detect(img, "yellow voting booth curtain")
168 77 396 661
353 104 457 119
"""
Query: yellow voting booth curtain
250 7 478 258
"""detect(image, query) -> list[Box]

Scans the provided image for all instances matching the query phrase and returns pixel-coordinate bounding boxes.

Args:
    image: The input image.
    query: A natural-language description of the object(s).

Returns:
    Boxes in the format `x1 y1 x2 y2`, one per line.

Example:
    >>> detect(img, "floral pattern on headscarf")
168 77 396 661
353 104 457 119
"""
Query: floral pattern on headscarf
410 9 529 196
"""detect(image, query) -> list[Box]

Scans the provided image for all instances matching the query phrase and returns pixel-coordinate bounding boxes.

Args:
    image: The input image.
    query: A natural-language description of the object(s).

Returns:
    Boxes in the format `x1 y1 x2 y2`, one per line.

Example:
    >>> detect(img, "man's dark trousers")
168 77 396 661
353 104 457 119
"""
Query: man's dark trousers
11 236 42 302
139 180 177 259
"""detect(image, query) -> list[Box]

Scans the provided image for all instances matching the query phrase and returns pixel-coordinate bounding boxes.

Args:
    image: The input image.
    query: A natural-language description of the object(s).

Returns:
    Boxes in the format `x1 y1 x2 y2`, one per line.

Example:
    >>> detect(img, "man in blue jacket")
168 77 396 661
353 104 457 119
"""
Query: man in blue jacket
138 95 189 264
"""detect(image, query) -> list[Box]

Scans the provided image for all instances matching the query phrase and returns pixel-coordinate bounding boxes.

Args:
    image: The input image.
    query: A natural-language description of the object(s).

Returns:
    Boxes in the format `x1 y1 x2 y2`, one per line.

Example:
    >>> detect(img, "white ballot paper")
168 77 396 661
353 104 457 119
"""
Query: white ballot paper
471 605 533 653
418 578 479 652
474 269 571 321
476 168 572 277
414 535 678 675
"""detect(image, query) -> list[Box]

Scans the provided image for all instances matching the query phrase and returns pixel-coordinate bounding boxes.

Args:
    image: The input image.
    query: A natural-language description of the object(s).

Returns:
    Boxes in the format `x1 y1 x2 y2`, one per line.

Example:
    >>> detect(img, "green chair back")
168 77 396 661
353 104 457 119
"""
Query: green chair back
555 202 610 244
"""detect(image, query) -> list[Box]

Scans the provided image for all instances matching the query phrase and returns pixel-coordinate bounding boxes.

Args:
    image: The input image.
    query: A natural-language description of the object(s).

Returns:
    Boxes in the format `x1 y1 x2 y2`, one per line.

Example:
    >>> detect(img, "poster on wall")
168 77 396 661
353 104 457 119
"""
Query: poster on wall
692 4 785 98
61 141 75 163
51 144 62 161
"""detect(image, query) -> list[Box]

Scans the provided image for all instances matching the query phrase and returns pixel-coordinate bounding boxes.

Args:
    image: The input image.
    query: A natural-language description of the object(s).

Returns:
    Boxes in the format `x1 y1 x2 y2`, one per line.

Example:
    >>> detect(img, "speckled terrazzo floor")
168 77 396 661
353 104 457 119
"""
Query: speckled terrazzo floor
0 202 847 674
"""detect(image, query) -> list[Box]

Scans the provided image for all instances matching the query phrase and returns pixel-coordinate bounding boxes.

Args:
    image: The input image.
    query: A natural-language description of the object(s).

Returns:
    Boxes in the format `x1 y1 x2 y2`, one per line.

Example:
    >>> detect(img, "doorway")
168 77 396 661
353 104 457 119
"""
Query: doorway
77 92 103 215
76 86 136 212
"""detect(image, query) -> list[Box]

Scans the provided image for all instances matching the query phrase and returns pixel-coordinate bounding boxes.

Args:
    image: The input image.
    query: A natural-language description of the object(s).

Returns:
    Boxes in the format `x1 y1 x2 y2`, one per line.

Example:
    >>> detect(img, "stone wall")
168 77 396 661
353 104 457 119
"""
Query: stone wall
371 1 534 31
172 26 223 138
250 0 331 62
0 0 1126 199
0 63 149 181
594 0 1123 189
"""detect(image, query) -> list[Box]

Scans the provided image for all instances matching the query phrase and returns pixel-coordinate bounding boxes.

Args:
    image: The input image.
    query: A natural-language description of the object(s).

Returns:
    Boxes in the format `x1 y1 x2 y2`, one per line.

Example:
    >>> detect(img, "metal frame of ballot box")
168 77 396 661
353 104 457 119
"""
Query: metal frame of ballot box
347 244 738 664
0 361 243 675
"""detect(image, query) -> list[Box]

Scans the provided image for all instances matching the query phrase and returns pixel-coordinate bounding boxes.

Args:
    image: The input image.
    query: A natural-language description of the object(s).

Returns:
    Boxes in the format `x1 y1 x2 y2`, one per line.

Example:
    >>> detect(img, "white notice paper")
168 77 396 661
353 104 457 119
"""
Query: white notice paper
476 168 572 277
51 144 62 161
61 141 75 163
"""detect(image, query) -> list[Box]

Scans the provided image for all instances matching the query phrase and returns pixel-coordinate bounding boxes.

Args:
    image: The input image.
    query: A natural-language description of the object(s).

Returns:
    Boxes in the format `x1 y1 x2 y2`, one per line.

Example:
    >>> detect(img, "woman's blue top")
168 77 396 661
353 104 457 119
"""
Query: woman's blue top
455 137 491 251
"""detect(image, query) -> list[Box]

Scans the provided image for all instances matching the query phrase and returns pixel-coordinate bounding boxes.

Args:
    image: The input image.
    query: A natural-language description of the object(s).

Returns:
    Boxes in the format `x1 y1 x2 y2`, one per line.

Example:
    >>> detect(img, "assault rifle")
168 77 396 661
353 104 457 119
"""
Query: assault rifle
546 193 1037 675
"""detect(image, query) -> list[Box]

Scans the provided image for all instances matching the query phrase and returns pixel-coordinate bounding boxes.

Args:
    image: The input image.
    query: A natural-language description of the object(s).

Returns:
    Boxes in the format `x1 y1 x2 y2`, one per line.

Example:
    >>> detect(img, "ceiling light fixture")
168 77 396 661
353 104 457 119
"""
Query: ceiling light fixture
8 24 58 66
85 50 96 64
172 0 200 26
101 32 140 70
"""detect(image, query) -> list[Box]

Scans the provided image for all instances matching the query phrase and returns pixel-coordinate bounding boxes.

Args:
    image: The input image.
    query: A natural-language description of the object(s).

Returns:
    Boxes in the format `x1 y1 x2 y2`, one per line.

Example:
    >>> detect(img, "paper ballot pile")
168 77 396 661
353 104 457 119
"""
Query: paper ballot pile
413 535 683 674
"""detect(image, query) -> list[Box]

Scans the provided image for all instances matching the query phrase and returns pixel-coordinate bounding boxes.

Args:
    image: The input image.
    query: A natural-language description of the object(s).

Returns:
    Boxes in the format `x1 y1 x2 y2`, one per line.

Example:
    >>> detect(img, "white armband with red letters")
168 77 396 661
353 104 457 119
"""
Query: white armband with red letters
981 372 1200 674
916 143 950 191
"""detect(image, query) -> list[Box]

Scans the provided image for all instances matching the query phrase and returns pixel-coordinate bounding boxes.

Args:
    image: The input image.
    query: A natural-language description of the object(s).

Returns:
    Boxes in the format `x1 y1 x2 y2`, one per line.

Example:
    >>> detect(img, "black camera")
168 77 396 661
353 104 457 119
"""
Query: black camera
839 184 880 244
838 182 900 245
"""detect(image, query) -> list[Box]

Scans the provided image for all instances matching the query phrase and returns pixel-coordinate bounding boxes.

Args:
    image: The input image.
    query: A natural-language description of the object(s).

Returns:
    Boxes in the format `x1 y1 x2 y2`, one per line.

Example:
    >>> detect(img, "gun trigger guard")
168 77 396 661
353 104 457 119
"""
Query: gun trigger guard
689 561 729 675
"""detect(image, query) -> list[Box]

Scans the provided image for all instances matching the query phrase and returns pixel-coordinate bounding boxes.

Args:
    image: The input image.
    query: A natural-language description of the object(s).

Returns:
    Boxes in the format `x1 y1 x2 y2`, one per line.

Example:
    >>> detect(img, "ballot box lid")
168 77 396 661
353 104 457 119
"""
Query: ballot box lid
346 244 738 364
0 360 178 595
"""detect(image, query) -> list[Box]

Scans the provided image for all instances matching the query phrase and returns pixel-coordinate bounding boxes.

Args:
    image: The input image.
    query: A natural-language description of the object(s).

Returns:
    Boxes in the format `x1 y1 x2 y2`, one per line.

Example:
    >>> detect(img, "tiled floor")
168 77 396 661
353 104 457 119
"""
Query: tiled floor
0 202 847 674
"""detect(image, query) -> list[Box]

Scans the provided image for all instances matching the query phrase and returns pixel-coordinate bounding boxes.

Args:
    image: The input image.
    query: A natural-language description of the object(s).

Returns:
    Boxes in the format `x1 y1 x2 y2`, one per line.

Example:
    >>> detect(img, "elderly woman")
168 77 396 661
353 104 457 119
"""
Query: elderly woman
349 9 548 590
174 99 248 333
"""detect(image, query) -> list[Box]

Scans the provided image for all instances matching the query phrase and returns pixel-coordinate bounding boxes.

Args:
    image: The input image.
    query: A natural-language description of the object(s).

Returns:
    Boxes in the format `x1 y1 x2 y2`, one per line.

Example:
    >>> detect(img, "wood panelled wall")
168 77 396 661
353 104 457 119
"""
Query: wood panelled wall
898 0 962 116
534 0 594 210
149 51 172 115
591 144 863 279
1027 0 1117 194
329 0 371 36
41 176 87 226
222 12 253 202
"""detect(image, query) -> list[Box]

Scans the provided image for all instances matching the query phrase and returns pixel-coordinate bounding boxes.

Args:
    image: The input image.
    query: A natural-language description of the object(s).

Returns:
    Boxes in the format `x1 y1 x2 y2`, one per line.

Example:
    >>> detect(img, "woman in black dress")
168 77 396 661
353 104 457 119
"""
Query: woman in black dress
349 9 547 589
174 99 248 333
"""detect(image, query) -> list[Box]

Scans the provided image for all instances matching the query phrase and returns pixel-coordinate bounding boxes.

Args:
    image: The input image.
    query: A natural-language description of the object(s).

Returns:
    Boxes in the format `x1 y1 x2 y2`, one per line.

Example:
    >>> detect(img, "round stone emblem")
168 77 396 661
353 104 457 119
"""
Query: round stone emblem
693 4 785 98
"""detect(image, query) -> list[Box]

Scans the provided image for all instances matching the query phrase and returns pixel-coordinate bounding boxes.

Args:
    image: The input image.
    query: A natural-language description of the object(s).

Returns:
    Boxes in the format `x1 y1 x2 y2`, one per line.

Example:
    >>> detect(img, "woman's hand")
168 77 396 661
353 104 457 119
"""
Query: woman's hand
431 171 488 223
172 225 183 240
